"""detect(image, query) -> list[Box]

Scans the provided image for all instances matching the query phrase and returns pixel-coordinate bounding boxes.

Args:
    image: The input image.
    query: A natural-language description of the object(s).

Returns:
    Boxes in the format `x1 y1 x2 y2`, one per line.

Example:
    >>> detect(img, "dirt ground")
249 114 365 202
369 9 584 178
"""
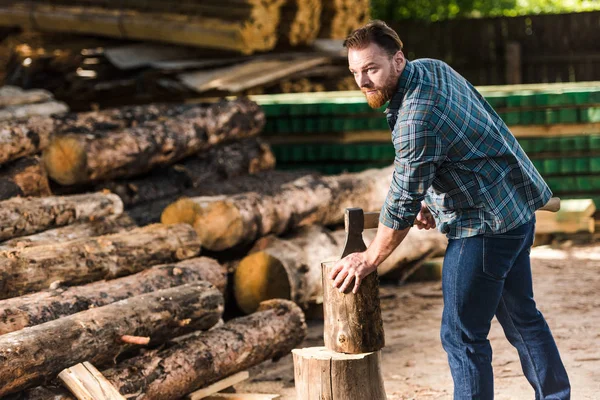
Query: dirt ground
236 243 600 399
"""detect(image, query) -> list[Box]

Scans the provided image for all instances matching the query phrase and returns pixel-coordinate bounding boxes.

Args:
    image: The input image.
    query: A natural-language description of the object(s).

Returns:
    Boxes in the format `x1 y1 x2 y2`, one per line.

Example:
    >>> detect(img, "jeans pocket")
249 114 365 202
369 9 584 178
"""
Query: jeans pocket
482 234 526 280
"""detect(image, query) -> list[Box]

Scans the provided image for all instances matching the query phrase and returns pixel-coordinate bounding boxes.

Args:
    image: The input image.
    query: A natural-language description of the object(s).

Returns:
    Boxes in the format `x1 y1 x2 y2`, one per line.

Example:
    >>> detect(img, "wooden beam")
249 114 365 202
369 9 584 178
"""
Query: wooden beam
59 362 125 400
187 371 250 400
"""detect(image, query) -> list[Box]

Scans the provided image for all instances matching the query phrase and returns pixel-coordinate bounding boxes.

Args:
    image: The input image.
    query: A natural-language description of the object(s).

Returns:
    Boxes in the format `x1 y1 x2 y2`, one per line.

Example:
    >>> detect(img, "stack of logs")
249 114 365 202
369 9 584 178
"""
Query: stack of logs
0 0 354 53
0 87 448 397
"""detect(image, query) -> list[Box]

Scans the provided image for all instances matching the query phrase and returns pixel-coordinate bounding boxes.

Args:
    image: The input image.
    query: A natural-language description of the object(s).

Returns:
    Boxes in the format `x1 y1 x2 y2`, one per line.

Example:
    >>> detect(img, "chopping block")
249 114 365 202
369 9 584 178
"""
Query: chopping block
293 208 386 400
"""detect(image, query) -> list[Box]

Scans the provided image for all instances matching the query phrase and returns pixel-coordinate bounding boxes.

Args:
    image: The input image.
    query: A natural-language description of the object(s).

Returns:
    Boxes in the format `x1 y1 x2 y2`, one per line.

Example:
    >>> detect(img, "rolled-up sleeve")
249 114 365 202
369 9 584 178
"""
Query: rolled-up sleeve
380 121 445 230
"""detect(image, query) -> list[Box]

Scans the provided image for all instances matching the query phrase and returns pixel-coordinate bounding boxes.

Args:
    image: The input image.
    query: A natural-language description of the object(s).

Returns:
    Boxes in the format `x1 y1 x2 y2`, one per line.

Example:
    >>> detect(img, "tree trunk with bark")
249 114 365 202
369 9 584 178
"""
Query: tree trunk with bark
162 165 394 251
18 299 306 400
0 256 226 335
0 116 54 165
0 156 52 200
0 191 123 241
0 214 135 249
322 261 384 354
133 169 312 226
0 282 224 396
233 225 447 313
0 223 201 299
42 98 265 185
95 138 275 207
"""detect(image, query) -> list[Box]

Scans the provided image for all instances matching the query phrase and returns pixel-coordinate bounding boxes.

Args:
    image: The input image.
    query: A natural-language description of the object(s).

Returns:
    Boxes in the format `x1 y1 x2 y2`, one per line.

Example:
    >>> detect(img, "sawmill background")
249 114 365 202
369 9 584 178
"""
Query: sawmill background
0 1 599 399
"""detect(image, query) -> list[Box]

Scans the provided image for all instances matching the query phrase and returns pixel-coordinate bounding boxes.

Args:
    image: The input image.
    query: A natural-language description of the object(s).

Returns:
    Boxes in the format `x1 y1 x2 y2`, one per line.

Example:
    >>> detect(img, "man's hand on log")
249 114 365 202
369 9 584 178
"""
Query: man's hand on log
415 202 436 230
329 252 377 294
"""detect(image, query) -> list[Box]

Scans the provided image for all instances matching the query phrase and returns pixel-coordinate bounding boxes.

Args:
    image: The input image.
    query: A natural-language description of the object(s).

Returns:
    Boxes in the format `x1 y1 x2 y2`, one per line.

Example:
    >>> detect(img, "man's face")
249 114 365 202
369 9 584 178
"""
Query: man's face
348 42 404 109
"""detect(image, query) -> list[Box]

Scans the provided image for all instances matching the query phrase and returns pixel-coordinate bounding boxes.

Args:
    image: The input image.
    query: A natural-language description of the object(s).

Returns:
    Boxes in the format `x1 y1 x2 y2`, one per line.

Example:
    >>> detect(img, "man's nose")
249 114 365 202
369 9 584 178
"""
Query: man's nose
358 73 371 88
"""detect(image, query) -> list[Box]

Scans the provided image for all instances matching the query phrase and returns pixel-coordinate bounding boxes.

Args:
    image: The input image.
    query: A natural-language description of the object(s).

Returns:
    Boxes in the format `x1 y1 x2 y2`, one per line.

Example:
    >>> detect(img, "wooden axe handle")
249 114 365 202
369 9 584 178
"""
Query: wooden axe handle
361 197 560 230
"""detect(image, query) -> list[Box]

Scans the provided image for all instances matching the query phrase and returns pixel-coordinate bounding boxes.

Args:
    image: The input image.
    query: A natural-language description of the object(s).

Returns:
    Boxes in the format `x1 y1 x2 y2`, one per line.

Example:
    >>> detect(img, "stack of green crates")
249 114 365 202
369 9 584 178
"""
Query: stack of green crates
252 82 600 205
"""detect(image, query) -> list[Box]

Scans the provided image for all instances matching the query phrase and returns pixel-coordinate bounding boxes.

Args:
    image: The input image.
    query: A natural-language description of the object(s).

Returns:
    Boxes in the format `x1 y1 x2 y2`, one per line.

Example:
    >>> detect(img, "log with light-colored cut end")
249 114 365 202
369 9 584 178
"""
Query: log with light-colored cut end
0 223 201 299
234 225 339 314
162 165 393 251
0 191 123 241
0 156 51 200
318 0 370 39
0 116 54 165
42 98 265 185
97 138 275 207
0 282 224 396
322 260 384 354
0 256 225 334
233 225 447 314
0 213 136 249
18 299 305 400
292 346 386 399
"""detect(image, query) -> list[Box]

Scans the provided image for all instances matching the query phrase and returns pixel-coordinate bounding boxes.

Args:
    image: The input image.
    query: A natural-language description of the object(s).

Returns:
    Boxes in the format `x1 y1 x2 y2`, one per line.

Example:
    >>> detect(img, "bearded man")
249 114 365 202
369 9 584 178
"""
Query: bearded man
328 20 570 400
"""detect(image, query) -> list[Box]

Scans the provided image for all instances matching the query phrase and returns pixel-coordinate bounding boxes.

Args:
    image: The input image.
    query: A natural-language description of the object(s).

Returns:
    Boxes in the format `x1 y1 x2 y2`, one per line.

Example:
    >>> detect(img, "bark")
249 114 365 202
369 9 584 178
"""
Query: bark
0 213 136 249
0 256 226 335
0 282 224 396
18 299 306 400
162 165 394 251
42 98 265 185
133 169 313 226
0 191 123 241
322 260 384 354
0 223 201 299
0 115 54 165
96 137 275 207
0 156 51 200
233 225 447 313
293 347 386 400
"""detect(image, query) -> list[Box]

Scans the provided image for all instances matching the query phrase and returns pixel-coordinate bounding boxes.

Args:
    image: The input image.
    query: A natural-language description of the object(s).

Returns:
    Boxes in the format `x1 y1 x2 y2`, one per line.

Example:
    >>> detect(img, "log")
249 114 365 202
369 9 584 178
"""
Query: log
278 0 322 47
0 156 52 200
96 138 276 207
0 214 136 249
0 116 54 165
233 223 447 313
0 282 224 396
42 98 265 185
0 191 123 241
0 223 201 299
0 256 225 334
17 299 306 400
322 260 384 354
0 2 285 55
132 169 312 226
234 225 338 314
162 165 394 251
292 347 386 399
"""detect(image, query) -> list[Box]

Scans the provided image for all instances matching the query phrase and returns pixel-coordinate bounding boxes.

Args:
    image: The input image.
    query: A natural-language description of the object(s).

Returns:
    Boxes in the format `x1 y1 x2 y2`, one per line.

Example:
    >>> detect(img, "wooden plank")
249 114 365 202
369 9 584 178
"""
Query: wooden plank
187 371 250 400
202 395 280 400
59 362 125 400
510 123 600 138
535 199 596 234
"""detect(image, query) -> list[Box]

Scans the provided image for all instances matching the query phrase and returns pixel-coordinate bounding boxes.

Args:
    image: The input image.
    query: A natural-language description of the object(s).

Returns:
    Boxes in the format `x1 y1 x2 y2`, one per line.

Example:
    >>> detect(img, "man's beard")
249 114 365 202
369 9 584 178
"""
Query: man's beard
361 74 398 109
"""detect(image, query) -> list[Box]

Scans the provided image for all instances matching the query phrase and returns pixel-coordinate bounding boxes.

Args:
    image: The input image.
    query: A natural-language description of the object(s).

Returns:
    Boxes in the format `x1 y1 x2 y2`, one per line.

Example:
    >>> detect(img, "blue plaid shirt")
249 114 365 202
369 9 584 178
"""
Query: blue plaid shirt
380 59 552 238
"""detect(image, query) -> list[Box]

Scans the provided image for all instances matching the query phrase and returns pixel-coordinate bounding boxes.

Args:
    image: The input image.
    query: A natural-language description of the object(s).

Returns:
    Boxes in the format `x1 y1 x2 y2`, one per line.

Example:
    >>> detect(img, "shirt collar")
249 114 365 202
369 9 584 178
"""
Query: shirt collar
384 59 414 114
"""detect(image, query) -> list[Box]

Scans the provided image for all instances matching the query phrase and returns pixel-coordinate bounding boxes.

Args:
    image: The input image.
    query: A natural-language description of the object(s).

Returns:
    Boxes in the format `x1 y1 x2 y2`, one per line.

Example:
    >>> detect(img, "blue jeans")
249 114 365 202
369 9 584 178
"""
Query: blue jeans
441 216 570 399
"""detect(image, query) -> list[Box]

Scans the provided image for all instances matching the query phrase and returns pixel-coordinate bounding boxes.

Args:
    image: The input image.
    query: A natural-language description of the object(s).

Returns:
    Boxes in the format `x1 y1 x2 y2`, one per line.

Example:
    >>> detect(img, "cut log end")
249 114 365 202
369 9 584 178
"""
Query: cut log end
193 201 245 251
234 251 291 314
161 198 201 226
43 135 87 185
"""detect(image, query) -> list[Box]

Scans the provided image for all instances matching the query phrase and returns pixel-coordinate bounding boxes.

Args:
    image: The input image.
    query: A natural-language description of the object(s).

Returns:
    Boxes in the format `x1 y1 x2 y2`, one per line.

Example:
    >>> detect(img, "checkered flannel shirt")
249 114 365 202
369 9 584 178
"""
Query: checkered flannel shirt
380 59 552 238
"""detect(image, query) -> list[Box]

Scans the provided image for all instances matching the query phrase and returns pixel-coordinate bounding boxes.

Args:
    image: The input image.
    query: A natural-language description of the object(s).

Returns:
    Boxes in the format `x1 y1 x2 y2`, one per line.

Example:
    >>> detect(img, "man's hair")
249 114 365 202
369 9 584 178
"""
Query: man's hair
343 20 403 57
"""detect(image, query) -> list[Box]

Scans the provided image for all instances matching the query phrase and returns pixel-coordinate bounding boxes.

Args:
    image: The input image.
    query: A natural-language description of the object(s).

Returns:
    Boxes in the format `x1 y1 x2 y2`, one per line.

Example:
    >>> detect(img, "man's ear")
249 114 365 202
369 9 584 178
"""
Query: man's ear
393 50 405 73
